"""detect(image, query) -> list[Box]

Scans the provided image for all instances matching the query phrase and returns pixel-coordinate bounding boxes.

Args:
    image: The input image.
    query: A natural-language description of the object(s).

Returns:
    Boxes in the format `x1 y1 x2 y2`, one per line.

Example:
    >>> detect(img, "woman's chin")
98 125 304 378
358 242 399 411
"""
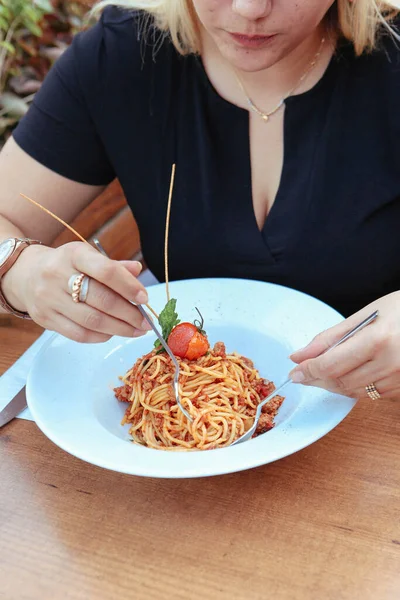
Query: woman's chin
216 40 282 73
222 50 279 73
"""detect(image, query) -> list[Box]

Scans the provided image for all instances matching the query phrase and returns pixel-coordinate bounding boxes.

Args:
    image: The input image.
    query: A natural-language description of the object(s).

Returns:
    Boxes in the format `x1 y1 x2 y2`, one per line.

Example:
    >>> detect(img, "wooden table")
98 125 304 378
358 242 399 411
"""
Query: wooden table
1 318 399 600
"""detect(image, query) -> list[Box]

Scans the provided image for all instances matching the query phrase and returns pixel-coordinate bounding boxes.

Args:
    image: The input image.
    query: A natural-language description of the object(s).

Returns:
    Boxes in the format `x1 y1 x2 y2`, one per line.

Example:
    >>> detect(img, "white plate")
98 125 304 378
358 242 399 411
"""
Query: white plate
27 278 356 478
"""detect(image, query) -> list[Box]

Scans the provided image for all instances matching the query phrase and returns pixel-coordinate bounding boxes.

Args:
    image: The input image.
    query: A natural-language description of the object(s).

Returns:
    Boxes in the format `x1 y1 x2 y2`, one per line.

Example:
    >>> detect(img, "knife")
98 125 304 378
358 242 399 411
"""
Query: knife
0 385 27 427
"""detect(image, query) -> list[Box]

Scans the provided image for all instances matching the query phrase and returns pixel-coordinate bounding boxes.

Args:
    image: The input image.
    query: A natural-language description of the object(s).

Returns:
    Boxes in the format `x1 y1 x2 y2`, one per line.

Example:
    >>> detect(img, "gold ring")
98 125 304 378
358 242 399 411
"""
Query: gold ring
365 383 381 400
70 273 85 303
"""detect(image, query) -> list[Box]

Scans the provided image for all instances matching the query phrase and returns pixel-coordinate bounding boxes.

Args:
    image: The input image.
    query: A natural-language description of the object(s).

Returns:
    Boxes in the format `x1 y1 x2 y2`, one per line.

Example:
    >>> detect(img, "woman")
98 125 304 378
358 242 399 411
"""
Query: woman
0 0 399 401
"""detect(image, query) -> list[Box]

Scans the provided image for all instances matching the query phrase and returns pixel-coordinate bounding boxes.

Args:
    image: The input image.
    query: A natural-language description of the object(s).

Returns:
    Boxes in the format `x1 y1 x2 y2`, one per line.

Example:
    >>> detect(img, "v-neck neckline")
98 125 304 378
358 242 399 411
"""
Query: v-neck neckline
194 48 342 260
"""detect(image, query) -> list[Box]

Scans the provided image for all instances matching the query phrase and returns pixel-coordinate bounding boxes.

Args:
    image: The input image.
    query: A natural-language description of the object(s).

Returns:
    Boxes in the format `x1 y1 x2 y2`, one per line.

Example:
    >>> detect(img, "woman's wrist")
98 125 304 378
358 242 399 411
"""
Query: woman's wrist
0 244 50 313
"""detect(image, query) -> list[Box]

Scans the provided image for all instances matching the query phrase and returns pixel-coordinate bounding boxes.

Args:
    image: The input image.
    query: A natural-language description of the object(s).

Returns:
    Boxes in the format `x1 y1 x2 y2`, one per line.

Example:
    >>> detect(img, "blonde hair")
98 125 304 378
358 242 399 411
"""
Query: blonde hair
92 0 400 56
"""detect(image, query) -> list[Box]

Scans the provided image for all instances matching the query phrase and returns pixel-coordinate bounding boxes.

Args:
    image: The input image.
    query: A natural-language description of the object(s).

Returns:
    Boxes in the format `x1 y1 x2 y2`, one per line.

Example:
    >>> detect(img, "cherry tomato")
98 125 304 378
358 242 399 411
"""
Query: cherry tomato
168 322 209 360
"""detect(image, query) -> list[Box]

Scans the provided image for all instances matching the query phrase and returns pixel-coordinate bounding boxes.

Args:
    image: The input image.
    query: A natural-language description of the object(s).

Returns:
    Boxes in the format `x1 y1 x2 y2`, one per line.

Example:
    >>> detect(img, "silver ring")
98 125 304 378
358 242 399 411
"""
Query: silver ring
79 275 90 302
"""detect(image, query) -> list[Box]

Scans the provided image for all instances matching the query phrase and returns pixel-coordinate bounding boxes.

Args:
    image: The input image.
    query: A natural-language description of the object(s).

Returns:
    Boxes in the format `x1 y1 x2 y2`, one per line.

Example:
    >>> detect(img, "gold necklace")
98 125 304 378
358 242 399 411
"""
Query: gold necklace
234 37 326 123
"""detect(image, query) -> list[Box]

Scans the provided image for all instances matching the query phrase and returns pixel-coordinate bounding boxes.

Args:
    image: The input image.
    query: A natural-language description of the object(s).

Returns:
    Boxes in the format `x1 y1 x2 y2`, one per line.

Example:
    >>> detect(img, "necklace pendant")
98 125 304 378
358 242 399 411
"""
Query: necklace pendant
236 36 325 128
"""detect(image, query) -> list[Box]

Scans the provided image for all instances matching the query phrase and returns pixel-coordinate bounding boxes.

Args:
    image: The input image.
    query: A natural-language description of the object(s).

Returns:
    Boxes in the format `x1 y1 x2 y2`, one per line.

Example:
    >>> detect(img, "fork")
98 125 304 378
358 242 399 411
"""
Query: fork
231 310 379 446
91 238 192 422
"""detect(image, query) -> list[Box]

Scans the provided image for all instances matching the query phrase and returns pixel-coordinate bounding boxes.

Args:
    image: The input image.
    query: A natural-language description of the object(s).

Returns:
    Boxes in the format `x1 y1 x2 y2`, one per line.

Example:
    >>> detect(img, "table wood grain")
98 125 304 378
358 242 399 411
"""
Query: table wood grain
1 318 399 600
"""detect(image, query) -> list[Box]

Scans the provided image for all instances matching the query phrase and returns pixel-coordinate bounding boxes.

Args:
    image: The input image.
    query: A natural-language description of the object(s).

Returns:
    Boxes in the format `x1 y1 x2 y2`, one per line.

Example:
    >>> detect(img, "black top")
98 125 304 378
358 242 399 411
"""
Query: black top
13 7 400 317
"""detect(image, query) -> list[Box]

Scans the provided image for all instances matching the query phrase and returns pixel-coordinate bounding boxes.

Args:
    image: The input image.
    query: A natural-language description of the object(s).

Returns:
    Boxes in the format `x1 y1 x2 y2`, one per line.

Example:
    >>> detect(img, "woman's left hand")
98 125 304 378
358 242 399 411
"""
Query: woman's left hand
289 291 400 400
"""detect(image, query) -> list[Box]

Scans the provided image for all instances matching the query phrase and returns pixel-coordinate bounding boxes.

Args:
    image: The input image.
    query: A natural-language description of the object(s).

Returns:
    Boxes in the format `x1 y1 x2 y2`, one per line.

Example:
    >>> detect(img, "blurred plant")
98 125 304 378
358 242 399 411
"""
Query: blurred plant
0 0 91 146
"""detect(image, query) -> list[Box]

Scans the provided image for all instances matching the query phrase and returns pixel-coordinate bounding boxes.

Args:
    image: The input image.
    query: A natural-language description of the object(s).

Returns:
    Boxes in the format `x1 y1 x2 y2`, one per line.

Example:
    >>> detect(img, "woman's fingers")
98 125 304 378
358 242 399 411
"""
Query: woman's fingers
48 312 112 344
289 326 376 383
67 278 150 332
20 242 152 343
60 291 149 338
287 293 400 401
120 260 143 278
302 373 398 400
335 360 392 394
71 245 148 305
290 306 380 363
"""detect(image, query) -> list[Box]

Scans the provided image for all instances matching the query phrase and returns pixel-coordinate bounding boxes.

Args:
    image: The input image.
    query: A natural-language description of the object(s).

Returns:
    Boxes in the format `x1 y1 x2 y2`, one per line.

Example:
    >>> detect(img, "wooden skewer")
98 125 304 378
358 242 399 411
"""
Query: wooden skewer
19 192 158 318
164 164 176 303
20 193 90 246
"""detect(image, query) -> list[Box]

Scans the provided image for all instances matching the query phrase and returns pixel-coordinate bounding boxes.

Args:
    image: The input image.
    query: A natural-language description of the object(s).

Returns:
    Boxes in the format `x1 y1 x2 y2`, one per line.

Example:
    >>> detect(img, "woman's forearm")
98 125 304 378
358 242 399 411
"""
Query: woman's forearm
0 213 27 241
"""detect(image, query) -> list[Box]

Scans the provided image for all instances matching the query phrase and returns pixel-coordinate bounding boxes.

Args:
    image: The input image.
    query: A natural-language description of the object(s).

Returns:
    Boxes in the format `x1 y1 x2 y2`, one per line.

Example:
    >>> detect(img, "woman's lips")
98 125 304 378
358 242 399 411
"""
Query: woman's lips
229 32 277 49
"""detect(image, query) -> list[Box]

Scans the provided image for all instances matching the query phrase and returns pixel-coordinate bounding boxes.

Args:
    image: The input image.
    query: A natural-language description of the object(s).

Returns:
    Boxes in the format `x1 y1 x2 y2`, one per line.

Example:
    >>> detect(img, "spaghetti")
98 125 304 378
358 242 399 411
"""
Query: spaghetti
114 342 284 450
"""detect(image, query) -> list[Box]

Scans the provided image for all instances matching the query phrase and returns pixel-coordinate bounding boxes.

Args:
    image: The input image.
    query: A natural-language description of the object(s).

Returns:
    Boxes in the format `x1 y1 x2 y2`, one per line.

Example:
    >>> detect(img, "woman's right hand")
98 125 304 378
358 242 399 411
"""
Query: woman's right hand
1 241 152 343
